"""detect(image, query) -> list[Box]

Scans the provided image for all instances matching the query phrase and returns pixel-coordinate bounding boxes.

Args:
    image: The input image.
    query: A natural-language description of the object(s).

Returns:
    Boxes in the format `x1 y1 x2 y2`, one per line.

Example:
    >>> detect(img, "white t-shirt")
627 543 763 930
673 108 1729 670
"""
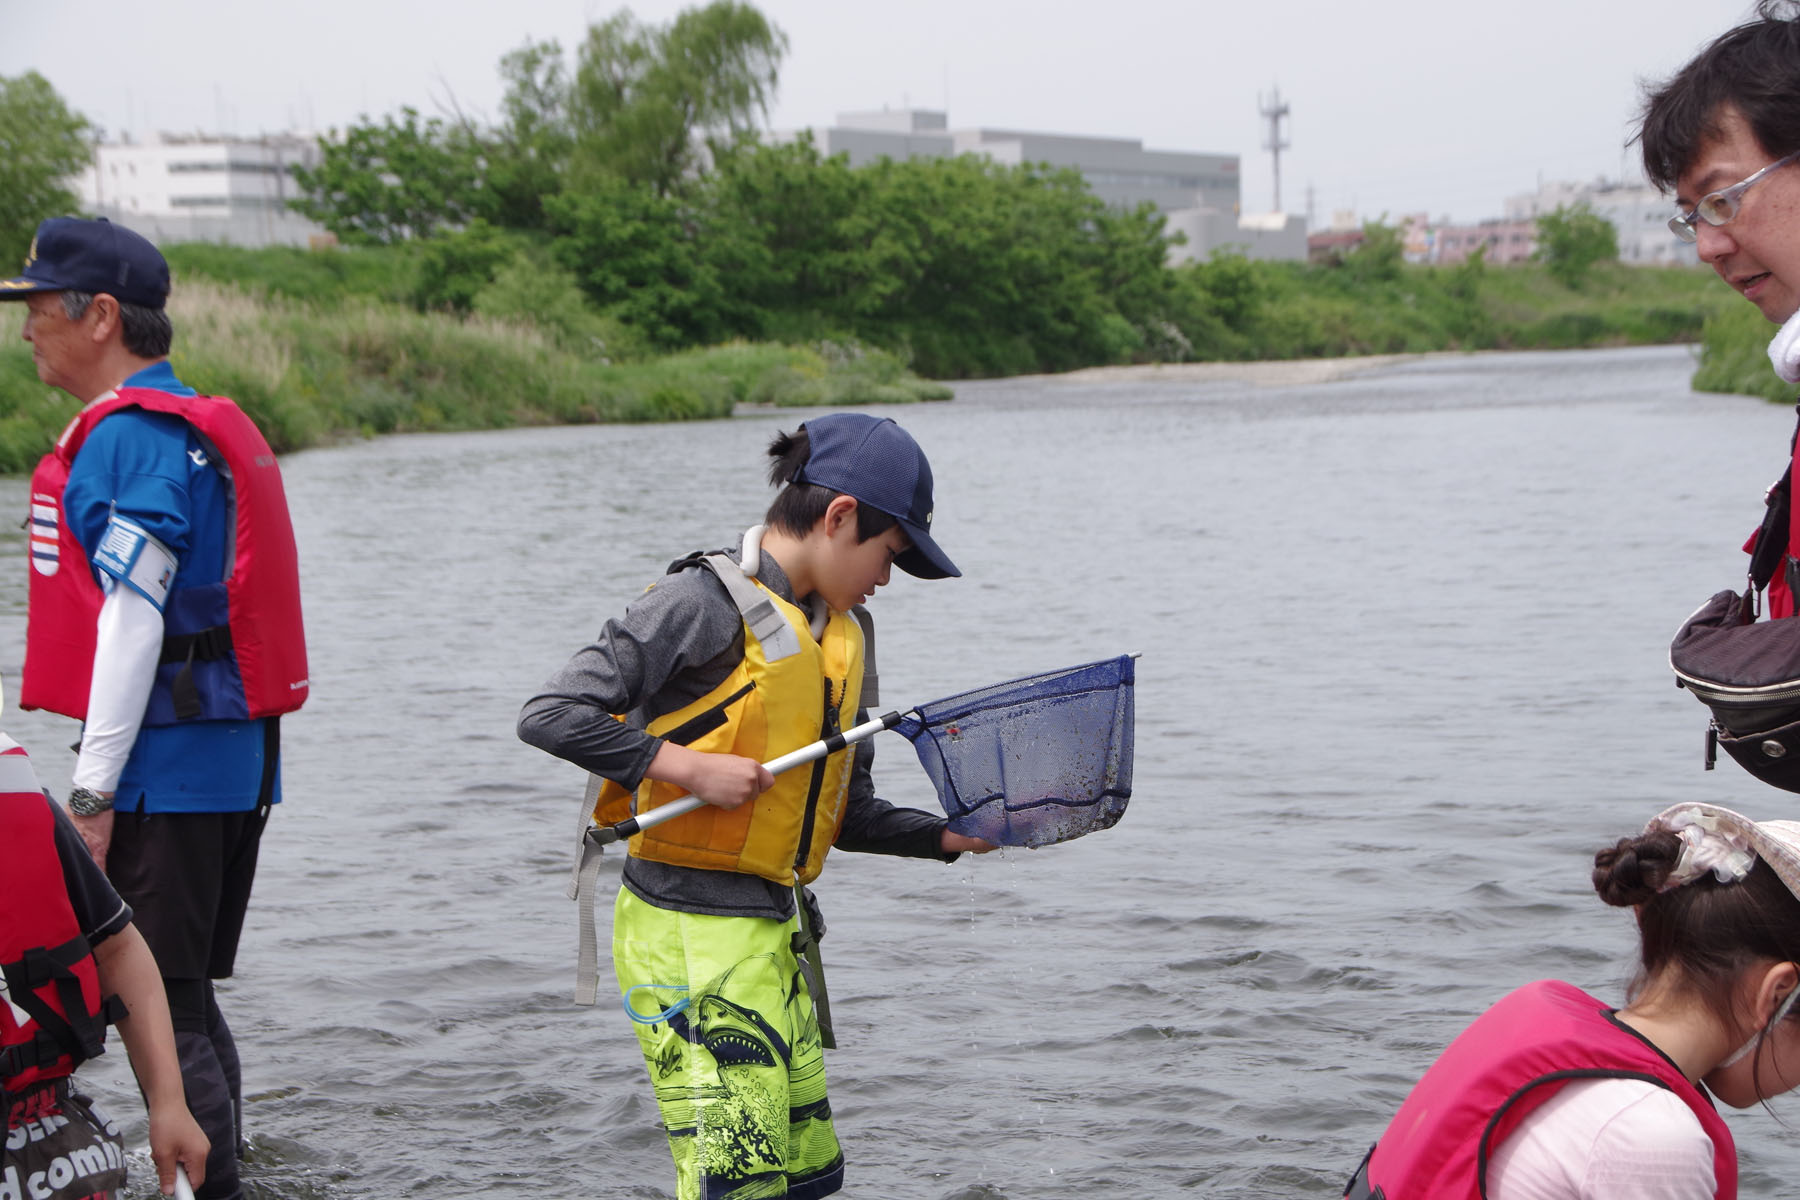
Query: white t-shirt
1487 1076 1718 1200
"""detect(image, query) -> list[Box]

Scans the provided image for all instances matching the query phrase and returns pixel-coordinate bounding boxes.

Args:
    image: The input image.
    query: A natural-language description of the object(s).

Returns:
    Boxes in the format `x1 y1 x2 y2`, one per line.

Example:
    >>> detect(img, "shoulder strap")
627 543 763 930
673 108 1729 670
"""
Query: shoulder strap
567 771 608 1006
699 554 802 662
850 605 878 707
1751 465 1790 594
1751 410 1800 593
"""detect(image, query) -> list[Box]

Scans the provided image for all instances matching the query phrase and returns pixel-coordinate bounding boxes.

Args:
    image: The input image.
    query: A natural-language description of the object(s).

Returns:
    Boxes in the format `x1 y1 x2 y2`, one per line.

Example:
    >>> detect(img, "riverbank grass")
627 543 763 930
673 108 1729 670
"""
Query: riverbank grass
0 282 950 474
1693 300 1795 402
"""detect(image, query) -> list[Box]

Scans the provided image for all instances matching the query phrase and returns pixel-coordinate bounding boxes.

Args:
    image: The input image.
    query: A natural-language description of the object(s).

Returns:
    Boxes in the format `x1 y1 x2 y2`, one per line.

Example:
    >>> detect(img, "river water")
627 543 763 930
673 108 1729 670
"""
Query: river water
5 343 1800 1198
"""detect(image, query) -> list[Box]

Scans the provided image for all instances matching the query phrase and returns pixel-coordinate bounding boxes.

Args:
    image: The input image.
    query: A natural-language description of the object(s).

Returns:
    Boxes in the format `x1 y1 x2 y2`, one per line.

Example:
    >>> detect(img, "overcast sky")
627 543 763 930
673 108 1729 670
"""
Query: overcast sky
1 0 1764 224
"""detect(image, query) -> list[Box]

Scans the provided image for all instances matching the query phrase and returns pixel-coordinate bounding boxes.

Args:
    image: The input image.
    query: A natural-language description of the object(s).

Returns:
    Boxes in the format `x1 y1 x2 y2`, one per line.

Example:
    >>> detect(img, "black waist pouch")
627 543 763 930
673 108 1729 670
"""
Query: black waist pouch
1671 586 1800 791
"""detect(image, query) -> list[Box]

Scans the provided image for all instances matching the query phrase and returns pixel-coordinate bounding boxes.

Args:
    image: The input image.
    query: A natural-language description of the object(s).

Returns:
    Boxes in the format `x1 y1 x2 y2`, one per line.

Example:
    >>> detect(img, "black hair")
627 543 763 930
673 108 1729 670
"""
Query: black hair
60 290 174 358
1595 829 1800 1096
763 426 898 542
1638 0 1800 190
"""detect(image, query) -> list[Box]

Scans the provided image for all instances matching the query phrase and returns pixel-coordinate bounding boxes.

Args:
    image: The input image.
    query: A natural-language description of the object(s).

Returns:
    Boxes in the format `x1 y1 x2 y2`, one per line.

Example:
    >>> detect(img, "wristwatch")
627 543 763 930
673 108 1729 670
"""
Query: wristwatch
67 786 114 816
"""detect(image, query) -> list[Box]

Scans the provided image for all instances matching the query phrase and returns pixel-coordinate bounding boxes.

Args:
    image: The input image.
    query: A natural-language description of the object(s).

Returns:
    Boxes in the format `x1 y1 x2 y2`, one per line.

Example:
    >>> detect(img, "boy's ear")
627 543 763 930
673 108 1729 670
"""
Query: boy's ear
822 493 859 535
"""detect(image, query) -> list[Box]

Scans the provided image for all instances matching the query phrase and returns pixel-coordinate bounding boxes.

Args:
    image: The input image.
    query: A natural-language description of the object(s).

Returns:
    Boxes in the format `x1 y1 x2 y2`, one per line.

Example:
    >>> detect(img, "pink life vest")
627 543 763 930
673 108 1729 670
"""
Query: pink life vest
1348 980 1736 1199
21 386 309 723
0 743 118 1095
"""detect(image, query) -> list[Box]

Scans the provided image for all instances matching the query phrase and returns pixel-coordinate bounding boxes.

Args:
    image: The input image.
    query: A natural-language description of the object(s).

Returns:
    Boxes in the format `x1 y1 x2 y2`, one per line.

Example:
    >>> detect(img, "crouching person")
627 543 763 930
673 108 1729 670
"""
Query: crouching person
4 722 208 1198
1346 803 1800 1199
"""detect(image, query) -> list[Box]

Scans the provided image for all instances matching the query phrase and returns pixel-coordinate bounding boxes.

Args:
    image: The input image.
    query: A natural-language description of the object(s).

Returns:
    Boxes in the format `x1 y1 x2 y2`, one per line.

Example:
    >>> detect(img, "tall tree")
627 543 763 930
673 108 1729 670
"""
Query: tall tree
570 2 787 196
0 72 92 270
1535 201 1619 288
483 39 575 230
291 107 487 243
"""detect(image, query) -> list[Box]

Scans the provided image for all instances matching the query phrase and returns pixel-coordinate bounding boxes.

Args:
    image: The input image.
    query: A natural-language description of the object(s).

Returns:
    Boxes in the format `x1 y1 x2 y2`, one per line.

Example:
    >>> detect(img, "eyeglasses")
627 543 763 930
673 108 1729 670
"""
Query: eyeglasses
1670 150 1800 242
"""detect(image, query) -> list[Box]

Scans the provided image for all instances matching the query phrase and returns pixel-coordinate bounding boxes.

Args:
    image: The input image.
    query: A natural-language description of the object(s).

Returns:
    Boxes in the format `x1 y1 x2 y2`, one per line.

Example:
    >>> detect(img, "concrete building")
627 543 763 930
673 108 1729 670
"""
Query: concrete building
1164 208 1306 264
73 134 328 249
789 110 1304 262
1504 179 1697 266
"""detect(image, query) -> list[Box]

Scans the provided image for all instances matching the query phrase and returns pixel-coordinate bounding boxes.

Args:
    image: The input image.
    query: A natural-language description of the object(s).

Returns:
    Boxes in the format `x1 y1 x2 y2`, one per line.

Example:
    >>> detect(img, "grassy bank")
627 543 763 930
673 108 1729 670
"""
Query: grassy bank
165 242 1738 375
0 280 951 474
1692 299 1796 402
1182 257 1733 363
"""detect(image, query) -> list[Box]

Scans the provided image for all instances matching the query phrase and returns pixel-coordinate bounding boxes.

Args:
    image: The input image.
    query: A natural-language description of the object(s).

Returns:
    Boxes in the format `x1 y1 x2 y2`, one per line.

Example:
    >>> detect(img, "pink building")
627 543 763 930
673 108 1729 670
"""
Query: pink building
1434 219 1538 265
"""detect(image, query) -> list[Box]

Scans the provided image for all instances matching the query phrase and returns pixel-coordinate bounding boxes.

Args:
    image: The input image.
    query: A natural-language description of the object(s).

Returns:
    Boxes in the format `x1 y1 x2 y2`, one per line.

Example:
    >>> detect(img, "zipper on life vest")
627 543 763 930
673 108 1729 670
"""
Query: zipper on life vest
793 678 842 873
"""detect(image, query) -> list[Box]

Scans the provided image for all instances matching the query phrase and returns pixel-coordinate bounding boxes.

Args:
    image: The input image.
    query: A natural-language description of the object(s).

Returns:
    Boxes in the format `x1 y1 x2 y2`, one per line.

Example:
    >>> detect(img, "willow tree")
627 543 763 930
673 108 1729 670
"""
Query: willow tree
0 72 91 269
569 2 787 196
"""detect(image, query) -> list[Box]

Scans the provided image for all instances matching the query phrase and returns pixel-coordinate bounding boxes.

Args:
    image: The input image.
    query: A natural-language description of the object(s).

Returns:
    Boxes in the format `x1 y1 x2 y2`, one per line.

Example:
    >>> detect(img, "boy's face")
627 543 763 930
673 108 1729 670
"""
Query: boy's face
1678 104 1800 324
817 508 911 613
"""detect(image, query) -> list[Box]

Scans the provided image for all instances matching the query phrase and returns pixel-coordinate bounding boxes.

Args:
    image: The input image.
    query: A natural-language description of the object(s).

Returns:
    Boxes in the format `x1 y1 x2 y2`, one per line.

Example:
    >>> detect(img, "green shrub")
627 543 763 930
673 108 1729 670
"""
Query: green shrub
1694 301 1792 401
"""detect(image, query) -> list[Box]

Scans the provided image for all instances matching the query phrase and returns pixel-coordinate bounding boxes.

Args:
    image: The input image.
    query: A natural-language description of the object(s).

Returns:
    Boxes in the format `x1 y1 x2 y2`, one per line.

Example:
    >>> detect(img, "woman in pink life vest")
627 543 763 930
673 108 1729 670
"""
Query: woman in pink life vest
1345 803 1800 1200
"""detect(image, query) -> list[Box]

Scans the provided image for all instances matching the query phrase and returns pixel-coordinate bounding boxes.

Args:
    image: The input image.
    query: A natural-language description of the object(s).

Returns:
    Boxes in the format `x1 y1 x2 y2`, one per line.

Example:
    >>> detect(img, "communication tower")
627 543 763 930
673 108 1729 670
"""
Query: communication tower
1259 87 1291 213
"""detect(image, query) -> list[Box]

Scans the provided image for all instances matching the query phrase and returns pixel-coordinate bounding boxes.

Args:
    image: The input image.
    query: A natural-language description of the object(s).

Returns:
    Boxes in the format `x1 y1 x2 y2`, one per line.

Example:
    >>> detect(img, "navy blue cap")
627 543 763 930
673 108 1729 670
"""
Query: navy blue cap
0 218 170 310
792 413 960 579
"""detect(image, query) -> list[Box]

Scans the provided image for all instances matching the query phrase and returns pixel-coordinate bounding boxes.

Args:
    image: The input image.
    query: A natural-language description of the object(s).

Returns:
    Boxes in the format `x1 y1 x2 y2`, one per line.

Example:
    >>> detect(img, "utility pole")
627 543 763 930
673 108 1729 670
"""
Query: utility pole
1259 86 1291 214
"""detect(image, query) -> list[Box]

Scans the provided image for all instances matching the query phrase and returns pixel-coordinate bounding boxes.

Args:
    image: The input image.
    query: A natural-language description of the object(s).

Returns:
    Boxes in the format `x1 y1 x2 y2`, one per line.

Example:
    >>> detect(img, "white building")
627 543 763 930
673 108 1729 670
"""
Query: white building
73 134 328 249
1504 179 1698 266
785 110 1302 262
1163 208 1306 264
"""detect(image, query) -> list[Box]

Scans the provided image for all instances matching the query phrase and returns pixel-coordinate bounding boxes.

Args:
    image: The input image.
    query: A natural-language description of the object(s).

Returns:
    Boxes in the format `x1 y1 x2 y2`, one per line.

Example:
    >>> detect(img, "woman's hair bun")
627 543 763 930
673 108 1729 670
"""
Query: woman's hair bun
1593 830 1683 906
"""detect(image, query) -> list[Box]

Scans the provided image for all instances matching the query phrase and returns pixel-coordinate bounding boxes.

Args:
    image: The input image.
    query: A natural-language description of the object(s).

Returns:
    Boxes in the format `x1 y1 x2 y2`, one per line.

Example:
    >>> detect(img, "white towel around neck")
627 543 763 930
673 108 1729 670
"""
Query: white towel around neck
1769 306 1800 383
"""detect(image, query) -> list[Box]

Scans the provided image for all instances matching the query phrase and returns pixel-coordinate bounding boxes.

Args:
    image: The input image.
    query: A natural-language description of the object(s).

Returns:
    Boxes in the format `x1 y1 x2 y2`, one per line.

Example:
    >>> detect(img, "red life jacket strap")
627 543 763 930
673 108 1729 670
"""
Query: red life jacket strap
1 936 117 1078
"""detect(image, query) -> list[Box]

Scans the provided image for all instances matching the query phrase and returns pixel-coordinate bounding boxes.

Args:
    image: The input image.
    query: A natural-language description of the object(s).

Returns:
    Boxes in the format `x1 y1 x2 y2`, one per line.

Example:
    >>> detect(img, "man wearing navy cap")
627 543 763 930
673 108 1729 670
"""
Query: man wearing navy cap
2 218 309 1200
519 414 986 1199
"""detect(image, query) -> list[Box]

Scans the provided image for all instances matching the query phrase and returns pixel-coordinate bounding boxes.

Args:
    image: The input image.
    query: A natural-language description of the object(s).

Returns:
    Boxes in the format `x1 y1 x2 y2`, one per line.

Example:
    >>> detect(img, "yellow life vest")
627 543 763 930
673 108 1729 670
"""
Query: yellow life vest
592 554 866 887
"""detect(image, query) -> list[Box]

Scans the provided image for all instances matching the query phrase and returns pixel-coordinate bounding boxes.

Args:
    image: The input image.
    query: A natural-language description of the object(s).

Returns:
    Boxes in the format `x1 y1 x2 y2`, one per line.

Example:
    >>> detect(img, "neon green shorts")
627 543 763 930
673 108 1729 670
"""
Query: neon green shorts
613 887 843 1200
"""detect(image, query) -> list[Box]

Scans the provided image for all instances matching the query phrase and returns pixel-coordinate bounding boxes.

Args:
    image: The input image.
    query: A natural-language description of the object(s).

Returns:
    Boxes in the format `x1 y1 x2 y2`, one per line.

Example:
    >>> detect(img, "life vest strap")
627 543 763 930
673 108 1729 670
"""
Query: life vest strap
161 625 236 721
791 885 835 1050
569 771 609 1006
159 625 234 665
1 937 117 1081
702 554 802 662
1341 1144 1383 1199
0 1030 65 1081
850 607 877 707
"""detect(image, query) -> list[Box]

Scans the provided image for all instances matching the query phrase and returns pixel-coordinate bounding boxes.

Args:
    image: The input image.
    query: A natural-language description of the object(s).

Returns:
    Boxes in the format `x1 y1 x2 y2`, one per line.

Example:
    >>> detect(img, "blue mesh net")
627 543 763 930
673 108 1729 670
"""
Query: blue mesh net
892 656 1134 848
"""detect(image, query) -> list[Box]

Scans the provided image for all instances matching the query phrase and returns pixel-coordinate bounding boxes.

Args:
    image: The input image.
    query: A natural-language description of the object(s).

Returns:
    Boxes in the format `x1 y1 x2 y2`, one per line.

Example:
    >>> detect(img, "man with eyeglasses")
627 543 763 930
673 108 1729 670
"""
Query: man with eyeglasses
1641 0 1800 619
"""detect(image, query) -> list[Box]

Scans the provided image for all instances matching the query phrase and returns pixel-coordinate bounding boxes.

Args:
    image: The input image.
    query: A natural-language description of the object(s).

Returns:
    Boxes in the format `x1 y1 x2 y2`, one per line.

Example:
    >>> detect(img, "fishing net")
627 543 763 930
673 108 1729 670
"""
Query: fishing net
893 655 1135 848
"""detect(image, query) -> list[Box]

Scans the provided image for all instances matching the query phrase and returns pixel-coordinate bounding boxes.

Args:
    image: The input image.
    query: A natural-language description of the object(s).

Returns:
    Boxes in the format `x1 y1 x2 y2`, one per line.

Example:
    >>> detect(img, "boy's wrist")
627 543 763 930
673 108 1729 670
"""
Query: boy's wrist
143 1082 188 1113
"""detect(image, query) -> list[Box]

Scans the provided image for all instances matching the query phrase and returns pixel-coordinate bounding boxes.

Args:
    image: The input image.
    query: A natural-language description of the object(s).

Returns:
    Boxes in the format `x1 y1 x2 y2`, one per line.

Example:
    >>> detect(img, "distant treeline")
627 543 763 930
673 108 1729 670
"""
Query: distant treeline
275 3 1734 381
173 229 1733 377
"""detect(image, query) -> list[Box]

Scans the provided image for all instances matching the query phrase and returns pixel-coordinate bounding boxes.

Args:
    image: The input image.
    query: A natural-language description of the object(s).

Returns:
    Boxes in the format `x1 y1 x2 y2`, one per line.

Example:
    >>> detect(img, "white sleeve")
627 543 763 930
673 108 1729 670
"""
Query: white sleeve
1489 1077 1716 1200
1580 1085 1717 1200
71 581 165 793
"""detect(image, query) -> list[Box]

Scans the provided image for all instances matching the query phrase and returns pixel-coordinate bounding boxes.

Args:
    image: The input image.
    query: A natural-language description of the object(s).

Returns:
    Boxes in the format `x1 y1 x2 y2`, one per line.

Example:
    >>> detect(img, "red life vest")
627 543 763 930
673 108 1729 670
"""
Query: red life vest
1348 980 1737 1200
22 386 309 723
0 743 117 1093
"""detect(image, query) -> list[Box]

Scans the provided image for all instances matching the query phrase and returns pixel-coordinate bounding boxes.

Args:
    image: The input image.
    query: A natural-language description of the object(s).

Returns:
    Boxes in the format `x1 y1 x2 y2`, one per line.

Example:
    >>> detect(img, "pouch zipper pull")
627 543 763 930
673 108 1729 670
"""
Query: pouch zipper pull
1706 722 1720 771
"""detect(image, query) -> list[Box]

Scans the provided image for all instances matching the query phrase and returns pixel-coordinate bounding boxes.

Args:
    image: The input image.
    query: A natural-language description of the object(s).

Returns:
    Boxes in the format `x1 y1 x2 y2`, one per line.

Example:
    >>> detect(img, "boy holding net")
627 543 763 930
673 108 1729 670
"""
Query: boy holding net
518 413 992 1199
